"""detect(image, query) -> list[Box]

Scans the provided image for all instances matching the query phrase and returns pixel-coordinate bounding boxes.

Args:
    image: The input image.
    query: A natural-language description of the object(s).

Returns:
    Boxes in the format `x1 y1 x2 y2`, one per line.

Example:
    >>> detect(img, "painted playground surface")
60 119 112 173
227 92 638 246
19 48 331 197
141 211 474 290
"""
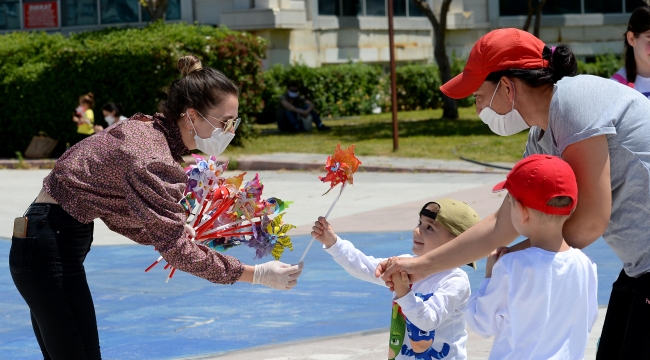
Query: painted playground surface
0 232 621 360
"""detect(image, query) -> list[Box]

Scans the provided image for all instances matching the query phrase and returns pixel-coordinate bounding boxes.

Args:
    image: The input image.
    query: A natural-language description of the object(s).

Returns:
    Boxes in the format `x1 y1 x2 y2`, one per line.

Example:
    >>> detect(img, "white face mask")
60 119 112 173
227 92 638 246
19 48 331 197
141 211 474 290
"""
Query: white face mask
478 81 530 136
105 115 116 126
188 111 235 156
288 91 299 98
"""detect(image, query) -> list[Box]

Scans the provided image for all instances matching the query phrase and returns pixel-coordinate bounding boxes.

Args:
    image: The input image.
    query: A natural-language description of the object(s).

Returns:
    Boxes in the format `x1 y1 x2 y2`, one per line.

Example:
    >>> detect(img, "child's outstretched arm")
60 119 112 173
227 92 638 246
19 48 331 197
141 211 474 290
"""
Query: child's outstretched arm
312 216 391 287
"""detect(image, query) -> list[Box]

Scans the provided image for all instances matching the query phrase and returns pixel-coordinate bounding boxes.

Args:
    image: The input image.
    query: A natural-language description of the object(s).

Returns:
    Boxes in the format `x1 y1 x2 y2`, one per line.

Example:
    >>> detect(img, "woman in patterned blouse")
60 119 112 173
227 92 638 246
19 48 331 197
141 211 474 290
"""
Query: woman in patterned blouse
9 55 303 360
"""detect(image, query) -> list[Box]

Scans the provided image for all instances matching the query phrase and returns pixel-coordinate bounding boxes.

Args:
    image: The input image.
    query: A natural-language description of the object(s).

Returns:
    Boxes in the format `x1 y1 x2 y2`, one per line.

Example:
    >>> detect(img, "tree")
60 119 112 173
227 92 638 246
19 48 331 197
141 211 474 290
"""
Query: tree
522 0 547 38
139 0 168 22
413 0 457 119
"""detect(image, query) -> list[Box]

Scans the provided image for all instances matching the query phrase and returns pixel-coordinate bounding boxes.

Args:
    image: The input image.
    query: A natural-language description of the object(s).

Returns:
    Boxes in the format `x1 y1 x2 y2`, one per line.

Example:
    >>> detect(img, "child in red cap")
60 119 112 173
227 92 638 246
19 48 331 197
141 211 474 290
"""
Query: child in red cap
465 154 598 360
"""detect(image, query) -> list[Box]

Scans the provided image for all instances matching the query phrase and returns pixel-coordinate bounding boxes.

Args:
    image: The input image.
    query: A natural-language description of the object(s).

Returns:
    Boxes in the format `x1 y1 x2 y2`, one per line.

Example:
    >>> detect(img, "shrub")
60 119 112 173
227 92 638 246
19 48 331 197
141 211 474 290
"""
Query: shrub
577 53 623 78
258 62 385 123
0 22 266 157
395 64 442 111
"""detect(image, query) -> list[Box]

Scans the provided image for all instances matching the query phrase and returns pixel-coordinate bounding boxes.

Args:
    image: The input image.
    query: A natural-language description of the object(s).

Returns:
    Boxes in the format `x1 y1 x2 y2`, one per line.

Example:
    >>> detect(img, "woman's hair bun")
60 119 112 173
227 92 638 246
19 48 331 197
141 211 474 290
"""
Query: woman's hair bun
178 55 203 77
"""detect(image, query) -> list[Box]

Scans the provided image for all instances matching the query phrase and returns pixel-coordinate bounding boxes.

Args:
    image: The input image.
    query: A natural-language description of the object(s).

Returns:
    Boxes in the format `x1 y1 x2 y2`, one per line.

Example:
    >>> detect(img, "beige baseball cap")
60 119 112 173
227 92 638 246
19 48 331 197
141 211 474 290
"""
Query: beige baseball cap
420 198 481 269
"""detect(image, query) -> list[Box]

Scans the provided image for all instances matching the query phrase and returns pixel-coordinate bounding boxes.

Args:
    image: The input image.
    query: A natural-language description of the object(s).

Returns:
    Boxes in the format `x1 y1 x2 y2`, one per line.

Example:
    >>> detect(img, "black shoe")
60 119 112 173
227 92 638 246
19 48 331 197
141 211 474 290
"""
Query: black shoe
317 125 331 131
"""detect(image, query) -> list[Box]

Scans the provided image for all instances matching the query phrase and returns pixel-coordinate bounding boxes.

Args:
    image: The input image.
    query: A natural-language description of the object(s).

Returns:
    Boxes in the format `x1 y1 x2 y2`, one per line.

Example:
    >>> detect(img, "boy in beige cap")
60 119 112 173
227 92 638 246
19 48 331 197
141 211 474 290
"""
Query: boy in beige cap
312 198 480 360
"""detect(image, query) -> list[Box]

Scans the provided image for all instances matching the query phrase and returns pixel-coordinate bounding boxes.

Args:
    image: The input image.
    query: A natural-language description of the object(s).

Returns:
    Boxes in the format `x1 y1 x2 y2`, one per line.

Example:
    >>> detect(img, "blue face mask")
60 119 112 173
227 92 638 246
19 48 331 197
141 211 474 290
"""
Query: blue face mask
288 91 299 98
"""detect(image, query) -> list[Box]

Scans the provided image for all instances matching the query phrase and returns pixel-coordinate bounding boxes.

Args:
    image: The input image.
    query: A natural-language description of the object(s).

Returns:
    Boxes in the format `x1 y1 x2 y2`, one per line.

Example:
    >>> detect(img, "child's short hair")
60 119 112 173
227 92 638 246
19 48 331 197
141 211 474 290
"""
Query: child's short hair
493 154 577 216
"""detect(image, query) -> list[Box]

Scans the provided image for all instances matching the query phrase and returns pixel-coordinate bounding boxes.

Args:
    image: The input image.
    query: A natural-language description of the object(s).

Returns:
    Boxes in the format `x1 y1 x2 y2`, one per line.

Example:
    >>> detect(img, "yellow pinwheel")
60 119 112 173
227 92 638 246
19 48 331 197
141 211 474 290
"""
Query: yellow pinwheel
266 213 296 260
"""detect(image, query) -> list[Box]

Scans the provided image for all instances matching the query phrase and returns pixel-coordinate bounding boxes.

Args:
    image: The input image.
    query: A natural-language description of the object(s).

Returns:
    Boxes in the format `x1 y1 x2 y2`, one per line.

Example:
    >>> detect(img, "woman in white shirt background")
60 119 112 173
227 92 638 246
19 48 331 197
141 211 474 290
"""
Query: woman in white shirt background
611 5 650 98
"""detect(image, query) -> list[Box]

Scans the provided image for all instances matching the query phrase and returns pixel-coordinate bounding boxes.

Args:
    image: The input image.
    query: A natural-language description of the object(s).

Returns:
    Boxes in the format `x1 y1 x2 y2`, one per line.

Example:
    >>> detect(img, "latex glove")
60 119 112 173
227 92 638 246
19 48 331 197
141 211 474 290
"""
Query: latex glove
253 261 303 290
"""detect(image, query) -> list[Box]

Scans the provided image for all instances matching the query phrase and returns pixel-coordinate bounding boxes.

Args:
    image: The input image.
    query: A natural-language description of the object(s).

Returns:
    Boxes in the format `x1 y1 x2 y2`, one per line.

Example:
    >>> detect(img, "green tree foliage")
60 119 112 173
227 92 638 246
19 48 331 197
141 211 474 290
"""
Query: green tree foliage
0 22 266 157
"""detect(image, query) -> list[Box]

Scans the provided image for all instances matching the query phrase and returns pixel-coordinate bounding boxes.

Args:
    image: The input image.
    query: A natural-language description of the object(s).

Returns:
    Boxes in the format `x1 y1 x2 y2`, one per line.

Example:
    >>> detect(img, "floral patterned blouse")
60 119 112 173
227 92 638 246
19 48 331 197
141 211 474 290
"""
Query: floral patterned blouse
43 113 244 284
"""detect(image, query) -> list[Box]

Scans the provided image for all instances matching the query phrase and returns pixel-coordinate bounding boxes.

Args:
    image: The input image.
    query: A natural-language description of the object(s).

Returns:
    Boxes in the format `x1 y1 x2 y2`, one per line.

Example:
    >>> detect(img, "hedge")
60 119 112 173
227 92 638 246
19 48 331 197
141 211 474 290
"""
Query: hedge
258 55 477 123
0 22 266 158
259 63 385 123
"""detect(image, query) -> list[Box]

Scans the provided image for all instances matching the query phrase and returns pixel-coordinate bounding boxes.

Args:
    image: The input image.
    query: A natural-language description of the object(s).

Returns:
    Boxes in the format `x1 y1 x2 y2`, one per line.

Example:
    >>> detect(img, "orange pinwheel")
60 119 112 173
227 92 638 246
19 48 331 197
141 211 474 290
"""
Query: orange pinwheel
318 143 362 195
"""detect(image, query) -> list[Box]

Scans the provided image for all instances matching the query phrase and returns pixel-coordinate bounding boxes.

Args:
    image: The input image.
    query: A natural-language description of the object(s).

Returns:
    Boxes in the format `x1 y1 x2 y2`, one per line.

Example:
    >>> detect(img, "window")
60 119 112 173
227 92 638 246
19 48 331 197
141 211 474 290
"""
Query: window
61 0 97 26
585 0 622 14
101 0 138 23
409 0 425 17
318 0 339 15
626 0 649 13
365 0 385 16
341 0 361 16
141 0 180 21
0 0 20 29
393 0 406 16
500 0 646 15
318 0 426 17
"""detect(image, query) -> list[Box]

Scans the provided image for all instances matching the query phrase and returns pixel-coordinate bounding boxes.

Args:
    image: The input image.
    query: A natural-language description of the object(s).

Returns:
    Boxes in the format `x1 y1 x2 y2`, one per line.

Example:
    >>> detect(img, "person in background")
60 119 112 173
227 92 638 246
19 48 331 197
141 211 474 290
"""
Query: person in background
611 5 650 99
73 92 95 139
94 102 128 132
277 80 330 132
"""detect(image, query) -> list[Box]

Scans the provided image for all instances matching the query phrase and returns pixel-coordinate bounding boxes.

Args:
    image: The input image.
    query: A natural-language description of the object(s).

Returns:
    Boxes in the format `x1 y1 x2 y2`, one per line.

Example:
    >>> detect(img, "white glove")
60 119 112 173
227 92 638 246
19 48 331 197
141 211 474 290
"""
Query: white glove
253 261 303 290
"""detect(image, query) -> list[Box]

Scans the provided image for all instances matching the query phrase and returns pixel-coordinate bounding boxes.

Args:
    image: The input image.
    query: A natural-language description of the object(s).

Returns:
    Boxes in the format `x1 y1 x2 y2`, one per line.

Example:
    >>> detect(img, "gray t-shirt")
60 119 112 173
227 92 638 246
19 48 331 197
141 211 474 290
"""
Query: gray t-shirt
525 74 650 277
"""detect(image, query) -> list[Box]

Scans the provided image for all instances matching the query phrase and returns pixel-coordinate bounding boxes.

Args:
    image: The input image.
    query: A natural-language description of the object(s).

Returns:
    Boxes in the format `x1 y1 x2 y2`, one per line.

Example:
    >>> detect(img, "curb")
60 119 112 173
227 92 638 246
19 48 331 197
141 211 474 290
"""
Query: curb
0 159 56 169
234 159 508 174
0 157 509 175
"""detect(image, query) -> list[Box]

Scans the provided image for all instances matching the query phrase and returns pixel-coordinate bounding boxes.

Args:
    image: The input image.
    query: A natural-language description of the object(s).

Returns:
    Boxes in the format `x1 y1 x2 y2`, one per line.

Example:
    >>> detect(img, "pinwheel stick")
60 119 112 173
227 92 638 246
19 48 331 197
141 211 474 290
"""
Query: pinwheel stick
299 183 347 263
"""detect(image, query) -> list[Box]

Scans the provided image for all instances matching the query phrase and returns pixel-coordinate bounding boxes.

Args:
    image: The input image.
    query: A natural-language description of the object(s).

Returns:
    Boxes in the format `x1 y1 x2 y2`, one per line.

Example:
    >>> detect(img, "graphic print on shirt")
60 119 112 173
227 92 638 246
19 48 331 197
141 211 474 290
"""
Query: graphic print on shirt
388 303 406 360
400 293 451 360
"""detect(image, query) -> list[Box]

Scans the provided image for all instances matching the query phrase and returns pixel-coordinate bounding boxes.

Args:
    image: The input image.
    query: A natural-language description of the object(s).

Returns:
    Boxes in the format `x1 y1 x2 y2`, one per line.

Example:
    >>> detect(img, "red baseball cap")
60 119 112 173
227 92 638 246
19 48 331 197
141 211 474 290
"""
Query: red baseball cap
492 154 577 216
440 28 549 99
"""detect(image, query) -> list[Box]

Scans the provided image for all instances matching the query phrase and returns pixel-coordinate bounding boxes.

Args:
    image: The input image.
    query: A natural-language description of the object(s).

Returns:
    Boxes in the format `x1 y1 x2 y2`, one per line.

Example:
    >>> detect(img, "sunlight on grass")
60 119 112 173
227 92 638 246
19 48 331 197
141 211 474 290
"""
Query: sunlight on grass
225 108 528 163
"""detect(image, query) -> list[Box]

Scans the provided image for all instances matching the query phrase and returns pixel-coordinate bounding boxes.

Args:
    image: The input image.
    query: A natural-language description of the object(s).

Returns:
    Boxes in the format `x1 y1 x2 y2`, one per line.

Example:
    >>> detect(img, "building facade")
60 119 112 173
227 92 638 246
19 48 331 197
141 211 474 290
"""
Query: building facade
2 0 647 66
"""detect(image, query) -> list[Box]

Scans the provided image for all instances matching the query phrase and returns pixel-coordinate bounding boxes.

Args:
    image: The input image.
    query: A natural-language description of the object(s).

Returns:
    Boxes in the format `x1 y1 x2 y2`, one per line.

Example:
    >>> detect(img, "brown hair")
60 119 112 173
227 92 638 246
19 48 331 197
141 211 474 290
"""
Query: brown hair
159 55 240 124
79 92 95 108
624 6 650 84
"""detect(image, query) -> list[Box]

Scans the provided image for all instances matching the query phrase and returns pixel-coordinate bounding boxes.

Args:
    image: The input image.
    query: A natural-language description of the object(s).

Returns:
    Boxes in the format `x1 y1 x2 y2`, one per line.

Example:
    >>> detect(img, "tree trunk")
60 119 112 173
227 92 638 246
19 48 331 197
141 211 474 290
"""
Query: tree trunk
522 0 534 32
143 0 168 22
413 0 458 119
533 0 546 38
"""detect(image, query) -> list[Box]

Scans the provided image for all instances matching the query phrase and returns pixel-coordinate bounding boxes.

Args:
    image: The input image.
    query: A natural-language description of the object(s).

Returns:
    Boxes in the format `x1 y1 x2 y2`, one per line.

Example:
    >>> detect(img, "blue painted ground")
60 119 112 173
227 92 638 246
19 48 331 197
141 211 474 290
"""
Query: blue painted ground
0 233 620 359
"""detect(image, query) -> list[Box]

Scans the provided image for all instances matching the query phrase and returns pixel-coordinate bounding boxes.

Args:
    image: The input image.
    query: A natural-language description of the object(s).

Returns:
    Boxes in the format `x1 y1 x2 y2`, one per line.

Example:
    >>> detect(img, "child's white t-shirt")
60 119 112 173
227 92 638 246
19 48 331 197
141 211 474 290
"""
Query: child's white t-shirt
612 68 650 99
324 237 470 360
465 247 598 360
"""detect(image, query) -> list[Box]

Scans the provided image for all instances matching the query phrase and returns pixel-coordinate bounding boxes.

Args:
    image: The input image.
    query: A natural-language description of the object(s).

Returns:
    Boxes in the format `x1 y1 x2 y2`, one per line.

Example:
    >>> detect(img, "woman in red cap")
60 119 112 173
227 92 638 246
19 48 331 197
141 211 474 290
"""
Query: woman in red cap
376 28 650 359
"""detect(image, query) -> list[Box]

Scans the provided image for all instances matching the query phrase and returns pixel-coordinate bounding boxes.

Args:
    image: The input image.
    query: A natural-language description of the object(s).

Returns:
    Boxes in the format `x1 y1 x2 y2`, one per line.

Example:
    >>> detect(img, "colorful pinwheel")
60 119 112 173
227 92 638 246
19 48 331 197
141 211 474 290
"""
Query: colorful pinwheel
145 156 294 282
299 143 361 262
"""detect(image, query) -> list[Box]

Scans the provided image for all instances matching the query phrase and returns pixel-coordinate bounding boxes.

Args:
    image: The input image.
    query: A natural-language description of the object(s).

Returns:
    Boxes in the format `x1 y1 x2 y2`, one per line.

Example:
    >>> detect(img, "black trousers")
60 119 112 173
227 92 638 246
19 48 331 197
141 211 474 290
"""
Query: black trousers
9 203 101 360
597 269 650 359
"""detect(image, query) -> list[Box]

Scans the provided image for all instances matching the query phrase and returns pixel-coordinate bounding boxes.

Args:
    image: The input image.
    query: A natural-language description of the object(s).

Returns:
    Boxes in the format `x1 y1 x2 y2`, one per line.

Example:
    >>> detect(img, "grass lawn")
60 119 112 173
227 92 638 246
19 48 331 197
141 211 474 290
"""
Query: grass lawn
223 107 529 163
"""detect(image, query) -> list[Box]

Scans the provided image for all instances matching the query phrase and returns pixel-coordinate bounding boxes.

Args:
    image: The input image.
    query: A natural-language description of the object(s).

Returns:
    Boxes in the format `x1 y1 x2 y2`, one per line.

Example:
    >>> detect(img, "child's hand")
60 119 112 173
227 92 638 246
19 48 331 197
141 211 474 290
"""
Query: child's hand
392 271 410 299
311 217 337 248
485 246 508 278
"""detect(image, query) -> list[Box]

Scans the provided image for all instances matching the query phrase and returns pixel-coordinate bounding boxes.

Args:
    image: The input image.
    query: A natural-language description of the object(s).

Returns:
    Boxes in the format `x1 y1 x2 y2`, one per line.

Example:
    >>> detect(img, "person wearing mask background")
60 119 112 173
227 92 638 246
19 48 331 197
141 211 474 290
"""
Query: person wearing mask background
277 80 329 132
611 5 650 99
9 55 303 360
94 102 129 132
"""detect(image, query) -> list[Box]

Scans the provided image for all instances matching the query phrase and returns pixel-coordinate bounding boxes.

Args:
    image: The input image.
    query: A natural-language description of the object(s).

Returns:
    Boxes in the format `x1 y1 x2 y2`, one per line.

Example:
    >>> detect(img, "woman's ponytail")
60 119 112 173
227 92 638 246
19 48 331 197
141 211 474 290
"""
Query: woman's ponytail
549 44 577 83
